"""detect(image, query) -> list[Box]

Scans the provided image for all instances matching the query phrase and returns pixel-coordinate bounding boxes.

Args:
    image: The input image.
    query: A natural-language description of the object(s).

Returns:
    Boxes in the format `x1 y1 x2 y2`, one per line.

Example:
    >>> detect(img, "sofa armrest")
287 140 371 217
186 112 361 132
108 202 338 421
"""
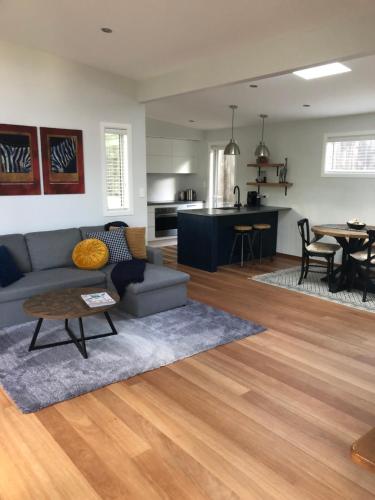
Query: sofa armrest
146 246 163 266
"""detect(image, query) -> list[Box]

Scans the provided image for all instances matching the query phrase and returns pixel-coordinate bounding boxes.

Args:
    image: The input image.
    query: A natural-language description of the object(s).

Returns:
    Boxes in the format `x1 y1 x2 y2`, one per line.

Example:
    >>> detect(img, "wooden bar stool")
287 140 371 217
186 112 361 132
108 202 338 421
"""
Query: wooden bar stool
253 224 271 264
229 225 254 267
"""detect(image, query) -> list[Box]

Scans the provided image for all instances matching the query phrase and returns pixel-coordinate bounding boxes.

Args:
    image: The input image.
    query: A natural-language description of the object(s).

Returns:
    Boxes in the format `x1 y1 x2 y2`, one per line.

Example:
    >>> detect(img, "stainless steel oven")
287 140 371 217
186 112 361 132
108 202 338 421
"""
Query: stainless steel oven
155 207 178 237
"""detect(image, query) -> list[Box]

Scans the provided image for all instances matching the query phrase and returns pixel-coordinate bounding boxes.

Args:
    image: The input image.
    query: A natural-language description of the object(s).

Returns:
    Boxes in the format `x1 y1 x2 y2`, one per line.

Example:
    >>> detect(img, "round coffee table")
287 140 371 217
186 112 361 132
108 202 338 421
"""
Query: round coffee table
23 287 120 359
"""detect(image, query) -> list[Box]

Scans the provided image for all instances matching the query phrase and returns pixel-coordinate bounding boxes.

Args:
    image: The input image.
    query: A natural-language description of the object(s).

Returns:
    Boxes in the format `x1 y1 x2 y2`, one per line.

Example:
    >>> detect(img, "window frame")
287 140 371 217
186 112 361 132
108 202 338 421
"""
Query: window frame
101 122 133 216
321 130 375 178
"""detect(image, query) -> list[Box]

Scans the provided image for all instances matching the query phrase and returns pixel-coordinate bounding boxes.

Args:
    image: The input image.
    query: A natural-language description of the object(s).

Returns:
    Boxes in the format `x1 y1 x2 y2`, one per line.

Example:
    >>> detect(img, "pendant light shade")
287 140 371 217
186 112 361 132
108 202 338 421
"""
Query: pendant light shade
224 105 240 156
254 114 270 163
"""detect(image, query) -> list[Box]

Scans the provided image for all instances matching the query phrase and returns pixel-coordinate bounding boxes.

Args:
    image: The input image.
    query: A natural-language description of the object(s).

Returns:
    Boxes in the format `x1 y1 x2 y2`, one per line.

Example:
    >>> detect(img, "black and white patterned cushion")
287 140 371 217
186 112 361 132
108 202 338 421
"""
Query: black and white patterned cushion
86 229 132 264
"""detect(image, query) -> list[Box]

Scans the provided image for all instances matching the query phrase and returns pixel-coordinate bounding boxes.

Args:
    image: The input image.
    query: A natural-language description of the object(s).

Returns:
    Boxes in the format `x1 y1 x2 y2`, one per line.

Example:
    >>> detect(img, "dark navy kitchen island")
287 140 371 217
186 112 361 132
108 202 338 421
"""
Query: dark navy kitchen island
177 206 290 272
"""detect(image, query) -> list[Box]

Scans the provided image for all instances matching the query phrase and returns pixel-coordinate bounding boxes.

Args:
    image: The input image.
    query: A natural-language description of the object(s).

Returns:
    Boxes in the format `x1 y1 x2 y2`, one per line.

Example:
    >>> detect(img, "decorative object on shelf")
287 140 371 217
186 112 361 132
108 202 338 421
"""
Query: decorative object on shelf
224 105 240 156
254 114 270 163
0 123 41 196
279 164 288 183
40 127 85 194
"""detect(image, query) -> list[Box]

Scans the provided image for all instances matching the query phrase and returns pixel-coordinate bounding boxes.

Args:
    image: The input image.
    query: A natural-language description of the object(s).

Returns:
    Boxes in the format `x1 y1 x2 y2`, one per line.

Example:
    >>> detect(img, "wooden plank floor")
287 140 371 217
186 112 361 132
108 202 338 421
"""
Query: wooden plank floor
1 247 375 499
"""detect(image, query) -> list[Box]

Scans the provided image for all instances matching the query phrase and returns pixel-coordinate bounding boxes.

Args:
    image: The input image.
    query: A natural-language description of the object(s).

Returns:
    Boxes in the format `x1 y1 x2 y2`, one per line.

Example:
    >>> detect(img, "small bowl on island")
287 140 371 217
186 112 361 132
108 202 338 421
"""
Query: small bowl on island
347 219 366 230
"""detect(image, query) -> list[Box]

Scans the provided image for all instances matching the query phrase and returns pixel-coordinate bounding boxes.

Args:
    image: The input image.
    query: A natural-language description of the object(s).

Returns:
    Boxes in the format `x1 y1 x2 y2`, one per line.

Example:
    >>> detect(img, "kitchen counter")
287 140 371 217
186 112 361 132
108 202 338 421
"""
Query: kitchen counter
177 206 290 272
147 200 205 206
180 205 289 216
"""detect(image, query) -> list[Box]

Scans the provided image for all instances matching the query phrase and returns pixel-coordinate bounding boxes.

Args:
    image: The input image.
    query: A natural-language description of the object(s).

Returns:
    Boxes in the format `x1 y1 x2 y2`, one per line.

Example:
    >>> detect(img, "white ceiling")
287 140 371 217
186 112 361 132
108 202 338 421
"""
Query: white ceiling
0 0 372 81
145 54 375 129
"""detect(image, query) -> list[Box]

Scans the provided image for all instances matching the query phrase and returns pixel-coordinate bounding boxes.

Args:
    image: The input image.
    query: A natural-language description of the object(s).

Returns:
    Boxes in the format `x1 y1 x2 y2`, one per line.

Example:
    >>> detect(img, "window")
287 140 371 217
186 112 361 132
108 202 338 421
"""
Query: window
323 132 375 177
209 145 236 206
102 124 132 215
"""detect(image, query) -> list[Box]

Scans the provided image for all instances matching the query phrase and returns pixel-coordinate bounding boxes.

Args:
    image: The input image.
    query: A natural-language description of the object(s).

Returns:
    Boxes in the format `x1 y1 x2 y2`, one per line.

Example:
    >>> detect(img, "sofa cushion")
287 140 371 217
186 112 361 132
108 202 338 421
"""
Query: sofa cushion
0 267 105 304
0 246 24 287
0 234 31 273
79 225 104 239
72 239 109 270
125 227 147 260
25 228 81 271
102 262 189 295
86 229 132 264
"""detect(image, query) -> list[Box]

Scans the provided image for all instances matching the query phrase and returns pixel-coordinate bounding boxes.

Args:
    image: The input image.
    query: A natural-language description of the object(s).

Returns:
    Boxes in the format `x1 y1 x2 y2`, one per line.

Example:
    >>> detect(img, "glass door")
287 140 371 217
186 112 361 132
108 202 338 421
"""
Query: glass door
209 145 236 207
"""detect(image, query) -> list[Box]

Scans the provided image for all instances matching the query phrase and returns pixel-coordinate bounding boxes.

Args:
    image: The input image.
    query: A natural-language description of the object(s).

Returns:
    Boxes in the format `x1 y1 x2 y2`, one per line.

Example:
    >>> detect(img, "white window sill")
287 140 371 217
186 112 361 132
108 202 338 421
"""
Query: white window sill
322 172 375 178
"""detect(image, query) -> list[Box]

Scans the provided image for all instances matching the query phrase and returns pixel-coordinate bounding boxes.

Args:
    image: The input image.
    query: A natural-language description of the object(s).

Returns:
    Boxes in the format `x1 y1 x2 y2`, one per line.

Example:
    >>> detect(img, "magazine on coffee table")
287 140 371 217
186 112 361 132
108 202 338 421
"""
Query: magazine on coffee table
81 292 116 308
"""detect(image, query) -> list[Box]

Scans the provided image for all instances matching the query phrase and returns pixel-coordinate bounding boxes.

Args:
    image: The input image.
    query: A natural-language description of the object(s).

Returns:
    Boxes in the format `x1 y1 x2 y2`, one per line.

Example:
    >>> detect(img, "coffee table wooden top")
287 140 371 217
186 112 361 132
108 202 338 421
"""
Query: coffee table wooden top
23 287 120 320
312 224 370 239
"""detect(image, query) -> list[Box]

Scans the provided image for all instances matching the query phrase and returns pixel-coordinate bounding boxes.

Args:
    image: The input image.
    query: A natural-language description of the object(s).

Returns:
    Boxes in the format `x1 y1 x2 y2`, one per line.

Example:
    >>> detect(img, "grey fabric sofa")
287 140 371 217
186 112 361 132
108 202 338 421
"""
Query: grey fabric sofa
0 225 190 328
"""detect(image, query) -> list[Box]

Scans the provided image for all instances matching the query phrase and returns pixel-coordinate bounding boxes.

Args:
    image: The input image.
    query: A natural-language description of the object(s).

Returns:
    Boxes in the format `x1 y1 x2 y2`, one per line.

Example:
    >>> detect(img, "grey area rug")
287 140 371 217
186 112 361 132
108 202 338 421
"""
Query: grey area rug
253 266 375 313
0 300 265 413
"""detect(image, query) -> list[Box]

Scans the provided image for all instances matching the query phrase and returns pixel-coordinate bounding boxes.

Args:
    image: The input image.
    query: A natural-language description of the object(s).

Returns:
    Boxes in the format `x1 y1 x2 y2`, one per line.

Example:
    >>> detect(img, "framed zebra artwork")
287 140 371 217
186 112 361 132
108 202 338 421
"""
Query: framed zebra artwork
0 124 41 196
40 127 85 194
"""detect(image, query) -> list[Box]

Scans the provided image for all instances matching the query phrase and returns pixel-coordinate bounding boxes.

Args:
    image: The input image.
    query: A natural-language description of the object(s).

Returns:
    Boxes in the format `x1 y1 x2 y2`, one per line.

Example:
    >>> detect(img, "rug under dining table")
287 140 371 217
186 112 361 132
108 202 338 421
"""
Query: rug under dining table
253 266 375 312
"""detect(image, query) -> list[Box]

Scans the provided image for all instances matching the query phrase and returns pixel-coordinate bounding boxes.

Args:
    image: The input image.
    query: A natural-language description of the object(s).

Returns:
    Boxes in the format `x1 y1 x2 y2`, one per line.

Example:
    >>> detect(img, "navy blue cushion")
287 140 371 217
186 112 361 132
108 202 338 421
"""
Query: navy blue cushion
0 246 24 287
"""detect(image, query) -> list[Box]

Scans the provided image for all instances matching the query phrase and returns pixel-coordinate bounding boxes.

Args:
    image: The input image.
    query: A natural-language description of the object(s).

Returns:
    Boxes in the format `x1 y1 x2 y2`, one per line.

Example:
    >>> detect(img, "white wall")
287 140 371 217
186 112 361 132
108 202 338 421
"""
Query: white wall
0 41 147 234
206 112 375 256
145 118 207 201
146 118 203 141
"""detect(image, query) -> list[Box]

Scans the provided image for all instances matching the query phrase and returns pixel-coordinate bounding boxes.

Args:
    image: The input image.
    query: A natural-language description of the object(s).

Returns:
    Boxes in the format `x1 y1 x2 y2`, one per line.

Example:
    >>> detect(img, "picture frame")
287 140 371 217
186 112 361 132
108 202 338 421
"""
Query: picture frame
0 124 41 196
40 127 85 194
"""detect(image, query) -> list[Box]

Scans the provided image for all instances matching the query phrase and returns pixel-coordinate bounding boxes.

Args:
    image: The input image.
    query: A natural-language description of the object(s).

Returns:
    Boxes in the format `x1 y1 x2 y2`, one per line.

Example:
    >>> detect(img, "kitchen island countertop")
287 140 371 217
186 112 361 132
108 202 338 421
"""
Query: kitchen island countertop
179 206 290 216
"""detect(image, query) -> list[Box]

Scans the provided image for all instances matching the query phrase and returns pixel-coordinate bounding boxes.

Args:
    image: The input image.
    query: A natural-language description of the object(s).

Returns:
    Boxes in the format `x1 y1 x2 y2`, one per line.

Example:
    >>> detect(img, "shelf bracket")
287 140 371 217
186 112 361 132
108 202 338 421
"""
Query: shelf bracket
284 185 288 196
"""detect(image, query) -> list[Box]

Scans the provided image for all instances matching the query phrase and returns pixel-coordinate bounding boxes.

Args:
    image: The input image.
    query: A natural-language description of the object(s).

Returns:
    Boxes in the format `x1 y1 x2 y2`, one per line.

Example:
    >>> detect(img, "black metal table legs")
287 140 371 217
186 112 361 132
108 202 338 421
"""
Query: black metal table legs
28 311 118 359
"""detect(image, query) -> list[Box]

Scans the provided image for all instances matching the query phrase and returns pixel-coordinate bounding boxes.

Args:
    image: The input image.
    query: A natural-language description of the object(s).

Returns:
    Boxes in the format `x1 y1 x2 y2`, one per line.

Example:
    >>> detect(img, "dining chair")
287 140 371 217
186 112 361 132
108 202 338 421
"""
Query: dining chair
297 218 340 291
349 229 375 302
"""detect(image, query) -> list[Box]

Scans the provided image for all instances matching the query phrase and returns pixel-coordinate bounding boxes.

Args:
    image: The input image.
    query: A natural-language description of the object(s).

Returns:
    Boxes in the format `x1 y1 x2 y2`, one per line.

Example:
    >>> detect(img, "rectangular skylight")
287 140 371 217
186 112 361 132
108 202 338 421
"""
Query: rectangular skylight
293 62 351 80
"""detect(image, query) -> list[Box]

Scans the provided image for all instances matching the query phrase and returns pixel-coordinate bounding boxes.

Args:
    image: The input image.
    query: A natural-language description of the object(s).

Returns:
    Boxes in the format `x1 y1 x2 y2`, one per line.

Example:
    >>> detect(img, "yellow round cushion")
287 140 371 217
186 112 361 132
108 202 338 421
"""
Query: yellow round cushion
72 239 109 270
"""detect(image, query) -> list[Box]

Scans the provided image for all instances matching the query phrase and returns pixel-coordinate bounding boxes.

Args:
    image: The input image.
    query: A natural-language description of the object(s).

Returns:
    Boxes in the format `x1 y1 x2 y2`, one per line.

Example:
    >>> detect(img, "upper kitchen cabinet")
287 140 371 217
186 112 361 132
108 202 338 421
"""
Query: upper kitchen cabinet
147 137 173 156
147 137 197 174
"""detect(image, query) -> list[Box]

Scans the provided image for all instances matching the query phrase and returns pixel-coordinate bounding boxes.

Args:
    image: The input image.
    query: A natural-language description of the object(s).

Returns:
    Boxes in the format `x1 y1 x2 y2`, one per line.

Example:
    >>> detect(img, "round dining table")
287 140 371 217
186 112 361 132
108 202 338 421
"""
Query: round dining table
311 224 372 293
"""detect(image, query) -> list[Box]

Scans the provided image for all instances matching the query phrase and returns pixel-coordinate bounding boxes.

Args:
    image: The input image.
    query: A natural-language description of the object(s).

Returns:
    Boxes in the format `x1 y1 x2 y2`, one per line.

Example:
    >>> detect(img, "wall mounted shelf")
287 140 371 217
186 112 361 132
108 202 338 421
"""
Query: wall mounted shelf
246 182 293 196
247 163 285 175
247 157 292 195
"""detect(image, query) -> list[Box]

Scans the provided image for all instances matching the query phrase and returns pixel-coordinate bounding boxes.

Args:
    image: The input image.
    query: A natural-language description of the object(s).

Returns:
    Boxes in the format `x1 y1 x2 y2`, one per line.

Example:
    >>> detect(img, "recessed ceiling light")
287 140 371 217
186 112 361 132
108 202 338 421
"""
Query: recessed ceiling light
101 27 113 33
249 84 258 88
303 104 311 107
293 62 351 80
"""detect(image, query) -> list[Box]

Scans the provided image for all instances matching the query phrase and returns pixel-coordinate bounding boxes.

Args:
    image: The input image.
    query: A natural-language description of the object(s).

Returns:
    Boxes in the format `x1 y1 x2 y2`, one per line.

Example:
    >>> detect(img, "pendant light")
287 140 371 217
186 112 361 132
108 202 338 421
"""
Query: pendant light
224 105 240 156
254 114 270 163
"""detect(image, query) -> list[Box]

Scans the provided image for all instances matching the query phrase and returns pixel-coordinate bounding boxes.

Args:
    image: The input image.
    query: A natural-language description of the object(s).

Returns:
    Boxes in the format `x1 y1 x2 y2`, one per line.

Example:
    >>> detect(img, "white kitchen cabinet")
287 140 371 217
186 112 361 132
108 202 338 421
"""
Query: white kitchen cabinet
146 138 198 174
146 154 173 174
172 139 196 157
146 138 173 156
147 206 155 242
172 156 196 174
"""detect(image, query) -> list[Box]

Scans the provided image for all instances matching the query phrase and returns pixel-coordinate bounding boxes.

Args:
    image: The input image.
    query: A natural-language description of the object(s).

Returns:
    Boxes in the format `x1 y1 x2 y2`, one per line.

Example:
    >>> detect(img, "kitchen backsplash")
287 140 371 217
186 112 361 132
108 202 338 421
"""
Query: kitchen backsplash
147 173 202 202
